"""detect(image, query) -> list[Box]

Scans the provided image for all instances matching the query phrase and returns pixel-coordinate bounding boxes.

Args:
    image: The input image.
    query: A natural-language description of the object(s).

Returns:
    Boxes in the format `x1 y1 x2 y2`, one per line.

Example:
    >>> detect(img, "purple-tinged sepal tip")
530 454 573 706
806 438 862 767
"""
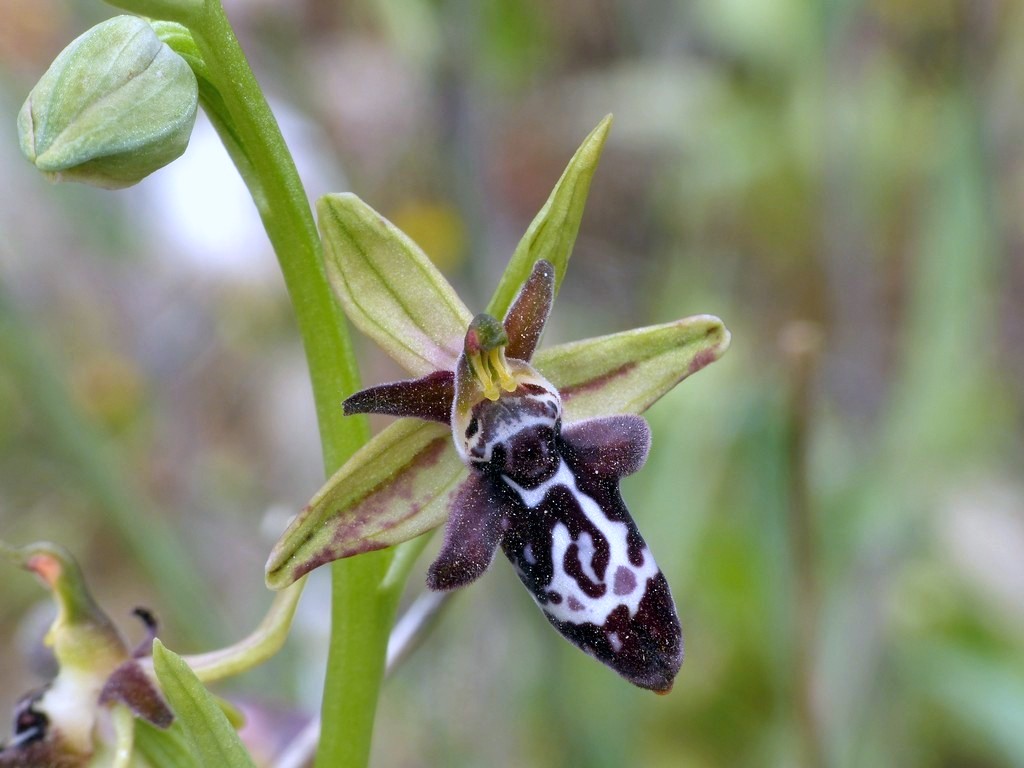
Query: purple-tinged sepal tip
343 370 454 424
503 259 555 362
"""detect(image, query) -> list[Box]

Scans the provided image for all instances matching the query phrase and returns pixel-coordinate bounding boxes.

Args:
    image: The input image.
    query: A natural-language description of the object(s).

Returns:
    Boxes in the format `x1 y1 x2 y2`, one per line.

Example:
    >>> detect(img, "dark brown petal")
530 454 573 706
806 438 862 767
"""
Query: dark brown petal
426 473 508 591
560 415 651 477
343 370 454 424
503 260 554 362
99 661 173 728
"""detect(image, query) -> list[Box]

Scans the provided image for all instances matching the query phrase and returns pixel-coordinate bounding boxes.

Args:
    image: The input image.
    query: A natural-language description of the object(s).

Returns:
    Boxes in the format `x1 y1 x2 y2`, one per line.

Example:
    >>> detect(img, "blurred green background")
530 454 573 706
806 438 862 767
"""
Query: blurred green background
2 0 1024 766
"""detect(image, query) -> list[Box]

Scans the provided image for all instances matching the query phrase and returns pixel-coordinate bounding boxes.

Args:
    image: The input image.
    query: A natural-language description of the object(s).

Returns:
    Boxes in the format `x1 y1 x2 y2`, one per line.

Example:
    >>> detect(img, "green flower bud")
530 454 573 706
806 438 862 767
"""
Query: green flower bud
17 15 198 190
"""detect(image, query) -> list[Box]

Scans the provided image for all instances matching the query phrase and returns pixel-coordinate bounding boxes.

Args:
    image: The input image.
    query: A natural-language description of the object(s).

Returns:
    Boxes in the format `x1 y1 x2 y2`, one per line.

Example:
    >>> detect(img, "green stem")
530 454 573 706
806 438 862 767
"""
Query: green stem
177 3 396 765
321 552 399 767
186 2 365 467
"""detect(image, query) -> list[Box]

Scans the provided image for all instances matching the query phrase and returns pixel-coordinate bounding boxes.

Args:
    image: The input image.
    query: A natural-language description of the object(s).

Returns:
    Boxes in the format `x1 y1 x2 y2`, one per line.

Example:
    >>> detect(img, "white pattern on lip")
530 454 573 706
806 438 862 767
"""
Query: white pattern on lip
503 460 658 627
523 543 536 565
462 390 561 463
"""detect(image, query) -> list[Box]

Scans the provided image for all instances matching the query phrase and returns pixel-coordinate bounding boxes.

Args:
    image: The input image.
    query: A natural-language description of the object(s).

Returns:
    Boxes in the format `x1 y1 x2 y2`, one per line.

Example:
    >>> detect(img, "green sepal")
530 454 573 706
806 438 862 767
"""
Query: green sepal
318 193 473 376
265 419 467 590
18 16 198 190
1 540 127 671
486 115 612 320
534 314 732 422
150 22 207 79
151 641 256 768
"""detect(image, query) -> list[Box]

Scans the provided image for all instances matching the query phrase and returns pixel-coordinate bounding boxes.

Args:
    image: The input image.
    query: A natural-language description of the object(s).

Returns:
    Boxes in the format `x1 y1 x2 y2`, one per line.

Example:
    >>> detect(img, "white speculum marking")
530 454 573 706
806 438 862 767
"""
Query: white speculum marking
504 461 659 627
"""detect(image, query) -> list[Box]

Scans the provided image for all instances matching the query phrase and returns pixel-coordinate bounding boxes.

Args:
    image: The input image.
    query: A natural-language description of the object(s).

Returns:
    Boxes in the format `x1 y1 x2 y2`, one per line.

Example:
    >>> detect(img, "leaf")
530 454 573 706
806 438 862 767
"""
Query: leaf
534 314 731 423
151 640 256 768
135 718 200 768
266 419 468 590
486 115 612 320
318 193 473 376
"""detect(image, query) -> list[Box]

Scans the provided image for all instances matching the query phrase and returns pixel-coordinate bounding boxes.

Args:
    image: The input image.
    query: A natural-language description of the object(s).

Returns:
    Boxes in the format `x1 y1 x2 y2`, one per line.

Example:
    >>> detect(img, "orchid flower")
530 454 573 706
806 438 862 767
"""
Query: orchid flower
0 542 171 768
265 117 730 692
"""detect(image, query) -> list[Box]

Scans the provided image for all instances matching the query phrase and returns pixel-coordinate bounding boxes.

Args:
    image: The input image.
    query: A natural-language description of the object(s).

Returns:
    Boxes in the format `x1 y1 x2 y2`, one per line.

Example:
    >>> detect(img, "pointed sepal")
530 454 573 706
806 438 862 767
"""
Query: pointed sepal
503 259 555 362
486 115 612 320
318 193 472 376
426 473 509 591
534 314 731 422
266 419 468 589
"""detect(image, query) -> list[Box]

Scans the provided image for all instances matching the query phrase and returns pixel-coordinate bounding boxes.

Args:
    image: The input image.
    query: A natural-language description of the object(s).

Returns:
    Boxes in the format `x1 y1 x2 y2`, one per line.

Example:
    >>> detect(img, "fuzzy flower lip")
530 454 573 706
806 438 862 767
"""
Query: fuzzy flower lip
265 116 731 592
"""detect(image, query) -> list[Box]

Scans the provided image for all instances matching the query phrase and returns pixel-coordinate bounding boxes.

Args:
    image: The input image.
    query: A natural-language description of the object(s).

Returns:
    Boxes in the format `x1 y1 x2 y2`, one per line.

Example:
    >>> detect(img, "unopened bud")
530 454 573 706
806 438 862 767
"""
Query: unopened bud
18 16 198 190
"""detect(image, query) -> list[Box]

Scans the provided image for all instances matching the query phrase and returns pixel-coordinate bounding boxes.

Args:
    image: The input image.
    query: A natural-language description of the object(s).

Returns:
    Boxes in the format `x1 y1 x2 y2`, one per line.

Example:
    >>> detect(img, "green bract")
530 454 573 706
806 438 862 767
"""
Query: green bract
151 642 257 768
18 16 198 190
265 116 731 590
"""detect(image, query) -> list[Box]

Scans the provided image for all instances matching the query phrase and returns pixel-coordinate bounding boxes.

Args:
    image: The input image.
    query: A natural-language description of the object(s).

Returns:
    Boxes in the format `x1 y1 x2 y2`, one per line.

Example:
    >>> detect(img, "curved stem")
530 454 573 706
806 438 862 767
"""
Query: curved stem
187 1 366 468
138 579 306 684
177 3 394 766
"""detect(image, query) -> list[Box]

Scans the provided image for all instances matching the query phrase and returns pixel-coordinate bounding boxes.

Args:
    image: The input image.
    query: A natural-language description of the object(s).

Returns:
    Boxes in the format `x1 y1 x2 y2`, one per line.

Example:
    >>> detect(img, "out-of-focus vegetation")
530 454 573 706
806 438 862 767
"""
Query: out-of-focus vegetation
2 0 1023 766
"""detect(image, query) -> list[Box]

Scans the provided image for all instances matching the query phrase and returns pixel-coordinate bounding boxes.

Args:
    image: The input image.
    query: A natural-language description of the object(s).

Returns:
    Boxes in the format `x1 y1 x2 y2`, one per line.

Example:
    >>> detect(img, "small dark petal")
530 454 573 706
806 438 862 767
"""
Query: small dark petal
343 370 454 424
131 607 159 658
503 260 555 362
99 661 174 728
560 415 651 477
426 474 507 591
